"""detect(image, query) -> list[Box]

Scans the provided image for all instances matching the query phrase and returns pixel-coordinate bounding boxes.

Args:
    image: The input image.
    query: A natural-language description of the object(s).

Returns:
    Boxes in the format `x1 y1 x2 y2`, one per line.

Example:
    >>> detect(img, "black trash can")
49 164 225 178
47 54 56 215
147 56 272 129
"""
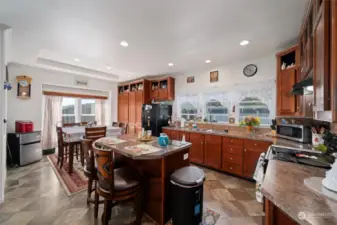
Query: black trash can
170 166 206 225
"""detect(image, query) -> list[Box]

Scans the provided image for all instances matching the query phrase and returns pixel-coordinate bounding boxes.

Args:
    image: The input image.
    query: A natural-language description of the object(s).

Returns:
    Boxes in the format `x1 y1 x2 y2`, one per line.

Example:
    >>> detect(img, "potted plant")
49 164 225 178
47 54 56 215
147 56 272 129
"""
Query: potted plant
239 116 261 132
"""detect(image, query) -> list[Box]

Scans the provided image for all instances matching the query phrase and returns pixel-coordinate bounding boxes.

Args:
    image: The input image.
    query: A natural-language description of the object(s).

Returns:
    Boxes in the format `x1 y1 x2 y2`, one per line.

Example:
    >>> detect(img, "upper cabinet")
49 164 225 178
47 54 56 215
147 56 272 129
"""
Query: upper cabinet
150 77 175 101
276 46 301 116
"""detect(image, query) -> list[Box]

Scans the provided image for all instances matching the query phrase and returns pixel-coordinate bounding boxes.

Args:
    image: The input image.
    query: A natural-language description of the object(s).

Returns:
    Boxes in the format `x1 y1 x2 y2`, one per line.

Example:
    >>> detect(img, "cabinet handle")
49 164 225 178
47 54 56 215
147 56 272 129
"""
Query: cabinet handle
244 149 247 152
230 140 233 142
230 148 233 151
230 158 233 160
201 142 203 144
254 144 257 146
230 167 233 170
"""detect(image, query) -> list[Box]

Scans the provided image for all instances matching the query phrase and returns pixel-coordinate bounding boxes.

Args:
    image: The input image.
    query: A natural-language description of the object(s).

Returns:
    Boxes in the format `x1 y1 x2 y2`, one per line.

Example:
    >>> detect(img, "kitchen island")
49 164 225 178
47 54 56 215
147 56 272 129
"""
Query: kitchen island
262 160 337 225
94 135 192 225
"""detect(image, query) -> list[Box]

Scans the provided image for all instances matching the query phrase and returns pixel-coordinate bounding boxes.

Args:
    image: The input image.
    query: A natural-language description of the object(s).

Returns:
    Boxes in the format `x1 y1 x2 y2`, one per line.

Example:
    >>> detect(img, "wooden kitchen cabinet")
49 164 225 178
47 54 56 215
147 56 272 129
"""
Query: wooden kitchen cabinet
313 0 331 117
179 131 190 141
189 133 205 164
118 91 129 123
265 199 299 225
170 130 180 140
150 77 175 101
204 134 222 169
128 91 136 125
276 46 302 116
135 90 143 127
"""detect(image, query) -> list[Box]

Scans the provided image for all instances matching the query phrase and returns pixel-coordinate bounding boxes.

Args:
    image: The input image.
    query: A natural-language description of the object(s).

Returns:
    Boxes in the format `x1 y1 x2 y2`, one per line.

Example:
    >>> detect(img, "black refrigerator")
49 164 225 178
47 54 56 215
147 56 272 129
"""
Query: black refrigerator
142 104 172 137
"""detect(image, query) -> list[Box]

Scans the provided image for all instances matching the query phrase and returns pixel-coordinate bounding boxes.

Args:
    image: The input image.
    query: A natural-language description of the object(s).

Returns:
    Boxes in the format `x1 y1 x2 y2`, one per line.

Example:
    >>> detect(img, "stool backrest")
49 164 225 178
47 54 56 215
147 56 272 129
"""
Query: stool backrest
63 123 81 127
93 142 115 196
56 126 65 149
85 126 107 140
118 122 128 134
81 136 94 173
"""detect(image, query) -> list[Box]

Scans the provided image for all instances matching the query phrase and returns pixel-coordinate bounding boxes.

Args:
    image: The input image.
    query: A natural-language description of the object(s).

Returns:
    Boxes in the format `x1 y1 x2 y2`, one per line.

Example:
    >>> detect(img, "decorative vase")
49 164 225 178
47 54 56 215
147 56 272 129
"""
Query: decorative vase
246 126 253 132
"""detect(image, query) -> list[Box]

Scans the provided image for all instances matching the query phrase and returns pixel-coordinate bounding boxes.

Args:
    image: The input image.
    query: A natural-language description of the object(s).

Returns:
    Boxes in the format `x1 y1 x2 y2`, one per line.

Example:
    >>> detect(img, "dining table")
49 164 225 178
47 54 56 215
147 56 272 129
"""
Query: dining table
94 135 192 225
62 126 122 173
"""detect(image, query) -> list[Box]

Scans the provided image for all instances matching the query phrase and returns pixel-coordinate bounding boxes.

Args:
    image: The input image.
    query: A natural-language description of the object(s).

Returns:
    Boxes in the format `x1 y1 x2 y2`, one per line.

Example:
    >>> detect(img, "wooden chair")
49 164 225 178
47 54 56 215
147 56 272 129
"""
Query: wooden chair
112 122 119 127
56 127 69 168
119 122 128 134
63 123 81 127
85 126 107 140
93 142 144 225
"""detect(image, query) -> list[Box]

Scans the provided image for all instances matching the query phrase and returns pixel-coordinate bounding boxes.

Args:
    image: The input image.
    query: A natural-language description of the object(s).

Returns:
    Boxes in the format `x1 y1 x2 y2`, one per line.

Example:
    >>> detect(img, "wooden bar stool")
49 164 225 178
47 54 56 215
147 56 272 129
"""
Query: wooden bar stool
56 127 69 168
93 142 144 225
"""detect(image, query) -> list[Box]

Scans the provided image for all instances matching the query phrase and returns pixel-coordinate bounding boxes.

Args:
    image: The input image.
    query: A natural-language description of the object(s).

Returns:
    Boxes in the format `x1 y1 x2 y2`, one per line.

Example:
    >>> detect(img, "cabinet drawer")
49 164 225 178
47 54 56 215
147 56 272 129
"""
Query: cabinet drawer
244 139 271 149
170 130 180 140
222 153 242 165
223 145 243 155
205 134 222 144
223 137 244 146
222 162 242 175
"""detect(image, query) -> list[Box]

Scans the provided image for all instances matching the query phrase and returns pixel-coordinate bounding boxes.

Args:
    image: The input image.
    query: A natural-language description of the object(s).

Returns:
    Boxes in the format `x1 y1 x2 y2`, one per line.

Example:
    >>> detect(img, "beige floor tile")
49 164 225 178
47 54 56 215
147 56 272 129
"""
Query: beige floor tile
1 211 39 225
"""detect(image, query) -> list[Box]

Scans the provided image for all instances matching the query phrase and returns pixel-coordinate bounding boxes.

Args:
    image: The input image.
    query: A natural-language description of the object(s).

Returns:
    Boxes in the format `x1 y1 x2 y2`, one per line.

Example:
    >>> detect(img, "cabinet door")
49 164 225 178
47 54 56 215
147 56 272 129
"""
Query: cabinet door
179 131 190 141
243 148 265 178
313 0 331 112
204 135 222 169
118 95 123 122
151 90 159 100
128 92 136 124
278 69 296 115
158 89 168 100
135 91 143 126
162 128 171 138
170 130 180 140
189 133 205 164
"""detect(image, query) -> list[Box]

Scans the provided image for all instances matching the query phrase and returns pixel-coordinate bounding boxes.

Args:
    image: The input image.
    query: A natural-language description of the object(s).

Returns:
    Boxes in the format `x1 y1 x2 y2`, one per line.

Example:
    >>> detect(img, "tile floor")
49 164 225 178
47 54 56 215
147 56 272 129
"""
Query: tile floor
0 157 264 225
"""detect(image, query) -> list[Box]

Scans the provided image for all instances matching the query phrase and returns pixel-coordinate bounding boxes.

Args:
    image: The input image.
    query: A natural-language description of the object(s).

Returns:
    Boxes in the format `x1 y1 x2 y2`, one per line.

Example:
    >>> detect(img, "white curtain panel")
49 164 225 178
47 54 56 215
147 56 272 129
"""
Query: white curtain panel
41 96 63 150
95 99 106 126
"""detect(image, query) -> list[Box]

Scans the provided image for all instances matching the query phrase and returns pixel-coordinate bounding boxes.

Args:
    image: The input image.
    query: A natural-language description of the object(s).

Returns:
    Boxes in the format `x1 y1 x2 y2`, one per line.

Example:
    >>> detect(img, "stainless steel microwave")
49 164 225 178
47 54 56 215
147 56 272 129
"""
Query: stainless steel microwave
276 124 312 143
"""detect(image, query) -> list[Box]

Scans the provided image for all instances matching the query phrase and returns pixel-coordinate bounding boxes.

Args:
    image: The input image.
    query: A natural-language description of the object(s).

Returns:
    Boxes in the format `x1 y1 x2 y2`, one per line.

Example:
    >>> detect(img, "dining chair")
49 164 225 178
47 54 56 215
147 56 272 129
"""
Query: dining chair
118 122 128 134
85 126 107 140
63 123 81 127
112 121 119 127
56 127 69 168
93 142 144 225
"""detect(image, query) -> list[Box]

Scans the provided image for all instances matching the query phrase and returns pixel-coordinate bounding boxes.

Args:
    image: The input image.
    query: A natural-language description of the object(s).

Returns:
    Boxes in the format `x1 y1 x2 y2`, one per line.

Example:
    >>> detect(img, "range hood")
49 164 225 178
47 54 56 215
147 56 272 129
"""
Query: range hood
291 72 313 95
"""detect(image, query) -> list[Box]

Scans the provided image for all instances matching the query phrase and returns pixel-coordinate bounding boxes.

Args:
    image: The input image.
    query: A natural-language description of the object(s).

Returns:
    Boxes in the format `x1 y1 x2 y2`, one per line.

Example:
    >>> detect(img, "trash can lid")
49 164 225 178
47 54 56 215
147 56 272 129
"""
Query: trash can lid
171 166 205 186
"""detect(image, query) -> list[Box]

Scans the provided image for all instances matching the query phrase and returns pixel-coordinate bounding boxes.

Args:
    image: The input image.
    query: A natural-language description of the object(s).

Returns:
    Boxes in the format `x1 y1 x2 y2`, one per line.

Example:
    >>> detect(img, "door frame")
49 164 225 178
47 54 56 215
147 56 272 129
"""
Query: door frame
0 24 11 204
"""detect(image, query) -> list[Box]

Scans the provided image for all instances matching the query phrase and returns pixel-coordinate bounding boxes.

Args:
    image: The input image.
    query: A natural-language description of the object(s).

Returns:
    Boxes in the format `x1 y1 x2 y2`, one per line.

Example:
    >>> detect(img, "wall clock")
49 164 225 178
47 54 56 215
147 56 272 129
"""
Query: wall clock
243 64 258 77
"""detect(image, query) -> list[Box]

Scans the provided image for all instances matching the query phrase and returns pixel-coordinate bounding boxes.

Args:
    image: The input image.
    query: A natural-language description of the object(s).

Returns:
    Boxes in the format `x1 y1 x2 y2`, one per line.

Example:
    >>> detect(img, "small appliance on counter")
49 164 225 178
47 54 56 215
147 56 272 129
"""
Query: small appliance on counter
15 120 34 133
276 123 312 143
142 104 172 137
7 131 42 166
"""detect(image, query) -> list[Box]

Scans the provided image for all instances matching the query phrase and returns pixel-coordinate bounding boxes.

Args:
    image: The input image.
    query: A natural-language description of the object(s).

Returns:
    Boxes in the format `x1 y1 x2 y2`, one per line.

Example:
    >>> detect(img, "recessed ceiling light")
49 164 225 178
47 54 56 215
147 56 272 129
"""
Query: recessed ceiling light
168 63 174 67
106 66 111 70
205 60 212 64
240 40 250 46
74 58 80 62
120 41 129 47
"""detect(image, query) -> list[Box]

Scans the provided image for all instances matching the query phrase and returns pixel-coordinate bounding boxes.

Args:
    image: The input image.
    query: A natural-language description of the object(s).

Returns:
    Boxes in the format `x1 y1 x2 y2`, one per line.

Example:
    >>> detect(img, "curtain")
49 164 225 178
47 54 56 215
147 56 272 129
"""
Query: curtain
41 96 63 150
95 99 106 126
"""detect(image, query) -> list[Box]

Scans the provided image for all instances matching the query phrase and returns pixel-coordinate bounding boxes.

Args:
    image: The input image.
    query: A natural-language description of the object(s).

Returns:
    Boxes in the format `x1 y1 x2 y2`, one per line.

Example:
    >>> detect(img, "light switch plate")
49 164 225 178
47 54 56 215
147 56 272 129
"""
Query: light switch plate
183 153 189 160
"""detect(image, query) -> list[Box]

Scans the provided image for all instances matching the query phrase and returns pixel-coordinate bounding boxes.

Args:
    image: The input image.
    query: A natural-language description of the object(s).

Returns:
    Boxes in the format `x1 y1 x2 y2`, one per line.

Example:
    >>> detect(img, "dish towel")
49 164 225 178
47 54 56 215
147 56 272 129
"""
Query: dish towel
253 152 267 203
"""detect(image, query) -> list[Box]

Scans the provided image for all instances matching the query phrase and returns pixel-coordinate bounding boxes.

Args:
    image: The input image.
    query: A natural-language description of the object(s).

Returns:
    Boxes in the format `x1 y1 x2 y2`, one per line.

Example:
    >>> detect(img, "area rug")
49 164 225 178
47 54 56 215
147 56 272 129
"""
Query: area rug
47 154 88 196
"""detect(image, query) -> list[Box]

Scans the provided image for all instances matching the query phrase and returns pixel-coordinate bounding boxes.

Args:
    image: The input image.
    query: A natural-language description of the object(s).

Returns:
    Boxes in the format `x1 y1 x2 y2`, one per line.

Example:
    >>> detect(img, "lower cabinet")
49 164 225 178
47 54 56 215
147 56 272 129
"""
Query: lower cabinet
265 199 299 225
243 148 264 178
204 135 222 169
170 130 180 140
189 133 205 164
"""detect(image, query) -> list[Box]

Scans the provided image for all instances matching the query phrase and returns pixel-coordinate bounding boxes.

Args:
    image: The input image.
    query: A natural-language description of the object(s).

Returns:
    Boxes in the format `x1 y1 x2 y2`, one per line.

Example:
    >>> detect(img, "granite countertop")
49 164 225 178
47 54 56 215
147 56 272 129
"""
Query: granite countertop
262 160 337 225
163 126 317 153
93 134 192 160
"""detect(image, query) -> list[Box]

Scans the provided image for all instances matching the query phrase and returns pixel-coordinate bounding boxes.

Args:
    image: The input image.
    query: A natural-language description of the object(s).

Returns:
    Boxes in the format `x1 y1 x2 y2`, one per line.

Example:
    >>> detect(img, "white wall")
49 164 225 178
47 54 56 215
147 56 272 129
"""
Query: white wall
7 63 118 133
172 54 276 120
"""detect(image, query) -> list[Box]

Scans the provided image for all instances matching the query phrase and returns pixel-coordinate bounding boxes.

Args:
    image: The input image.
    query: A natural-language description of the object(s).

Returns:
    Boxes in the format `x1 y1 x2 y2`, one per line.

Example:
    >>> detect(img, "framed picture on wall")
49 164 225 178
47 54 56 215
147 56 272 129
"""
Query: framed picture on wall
187 76 195 83
210 71 219 83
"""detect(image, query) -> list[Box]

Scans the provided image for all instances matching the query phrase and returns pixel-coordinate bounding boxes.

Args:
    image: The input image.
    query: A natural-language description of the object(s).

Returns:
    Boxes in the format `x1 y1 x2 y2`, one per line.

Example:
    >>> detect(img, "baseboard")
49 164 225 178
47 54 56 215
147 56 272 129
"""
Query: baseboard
42 148 55 155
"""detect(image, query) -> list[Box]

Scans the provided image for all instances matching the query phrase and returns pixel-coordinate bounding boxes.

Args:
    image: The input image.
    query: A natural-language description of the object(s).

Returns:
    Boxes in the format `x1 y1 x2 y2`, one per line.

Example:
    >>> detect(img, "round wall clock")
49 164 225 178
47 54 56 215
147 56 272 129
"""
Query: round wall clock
243 64 258 77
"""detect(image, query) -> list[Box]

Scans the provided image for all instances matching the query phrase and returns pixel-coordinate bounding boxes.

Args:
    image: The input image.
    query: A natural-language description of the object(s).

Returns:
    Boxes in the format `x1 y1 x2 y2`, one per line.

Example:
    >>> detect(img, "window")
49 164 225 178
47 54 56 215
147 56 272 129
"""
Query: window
205 99 228 123
62 98 76 124
180 102 198 121
62 98 96 124
239 97 271 125
81 99 95 123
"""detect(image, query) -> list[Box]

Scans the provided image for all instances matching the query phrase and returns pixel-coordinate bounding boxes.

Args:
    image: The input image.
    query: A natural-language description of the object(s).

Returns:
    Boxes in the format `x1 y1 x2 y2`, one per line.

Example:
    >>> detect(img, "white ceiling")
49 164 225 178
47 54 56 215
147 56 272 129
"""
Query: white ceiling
0 0 309 82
